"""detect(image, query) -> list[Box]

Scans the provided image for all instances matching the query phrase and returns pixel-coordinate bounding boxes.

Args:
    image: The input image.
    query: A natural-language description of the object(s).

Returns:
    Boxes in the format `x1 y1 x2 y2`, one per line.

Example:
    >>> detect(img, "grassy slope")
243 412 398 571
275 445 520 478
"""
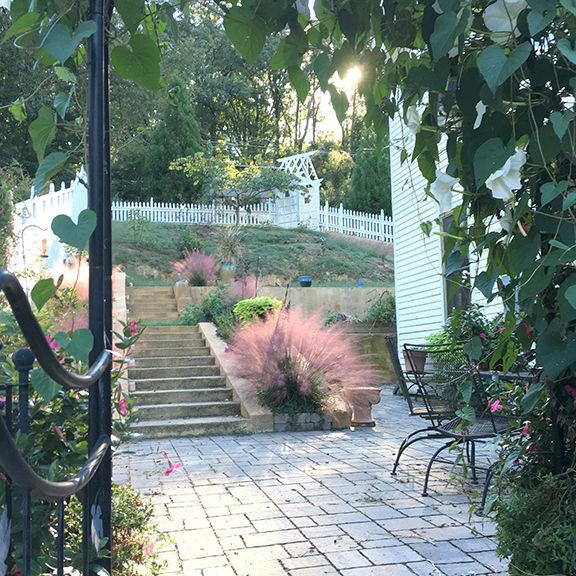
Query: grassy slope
112 221 394 287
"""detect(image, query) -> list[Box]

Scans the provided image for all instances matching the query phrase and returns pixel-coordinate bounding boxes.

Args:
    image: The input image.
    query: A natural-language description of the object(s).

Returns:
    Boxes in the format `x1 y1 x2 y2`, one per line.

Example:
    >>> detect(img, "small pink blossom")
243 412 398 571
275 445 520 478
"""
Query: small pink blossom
118 397 128 416
46 335 60 351
129 320 138 336
565 385 576 400
162 451 182 476
488 398 503 412
143 539 155 556
521 421 530 435
499 326 505 333
480 333 486 338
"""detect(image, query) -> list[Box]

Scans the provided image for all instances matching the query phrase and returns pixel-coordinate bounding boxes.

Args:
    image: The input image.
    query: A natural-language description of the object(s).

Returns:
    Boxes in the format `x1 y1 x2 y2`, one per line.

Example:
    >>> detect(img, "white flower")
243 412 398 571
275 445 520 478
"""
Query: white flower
499 205 514 234
430 170 459 214
483 0 528 44
485 148 526 202
406 106 421 135
474 101 487 130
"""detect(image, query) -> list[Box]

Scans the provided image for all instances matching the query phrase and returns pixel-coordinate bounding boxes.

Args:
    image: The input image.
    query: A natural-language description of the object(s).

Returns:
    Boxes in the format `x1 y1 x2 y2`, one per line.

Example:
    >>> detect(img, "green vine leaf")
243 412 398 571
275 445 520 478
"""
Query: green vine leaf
540 180 569 205
9 100 26 121
327 84 349 123
558 37 576 64
115 0 146 34
550 110 574 139
54 88 74 120
33 151 68 195
313 52 332 91
55 329 93 364
223 7 267 66
1 11 39 45
477 42 532 93
31 276 63 311
54 66 77 83
29 106 56 162
30 368 62 404
561 0 576 16
110 34 161 91
51 209 97 250
289 65 310 103
42 22 97 64
473 138 511 189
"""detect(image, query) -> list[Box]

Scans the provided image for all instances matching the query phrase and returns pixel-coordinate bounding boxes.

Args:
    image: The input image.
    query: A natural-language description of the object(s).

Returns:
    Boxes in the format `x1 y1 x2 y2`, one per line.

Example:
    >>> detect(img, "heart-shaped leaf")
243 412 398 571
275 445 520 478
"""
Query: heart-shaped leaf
223 7 267 66
31 368 62 403
51 209 97 250
535 330 576 379
328 84 349 123
2 11 39 44
55 329 93 364
29 106 55 162
477 42 532 93
541 180 569 205
33 152 68 195
550 110 574 139
473 137 510 189
54 87 74 120
289 65 310 103
115 0 145 34
558 38 576 64
313 53 332 91
111 34 161 91
30 275 63 311
42 21 97 64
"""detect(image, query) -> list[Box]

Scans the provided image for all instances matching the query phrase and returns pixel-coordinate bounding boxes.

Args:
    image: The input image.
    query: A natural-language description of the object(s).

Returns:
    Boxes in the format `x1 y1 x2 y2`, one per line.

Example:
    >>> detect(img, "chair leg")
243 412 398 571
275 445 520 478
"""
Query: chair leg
422 440 454 497
466 441 478 484
392 428 447 475
481 468 494 510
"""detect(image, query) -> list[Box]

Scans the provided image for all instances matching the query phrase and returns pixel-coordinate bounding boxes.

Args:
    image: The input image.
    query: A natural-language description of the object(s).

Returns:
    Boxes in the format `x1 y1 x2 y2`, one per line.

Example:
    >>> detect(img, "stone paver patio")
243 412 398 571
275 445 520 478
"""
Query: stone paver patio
114 387 509 576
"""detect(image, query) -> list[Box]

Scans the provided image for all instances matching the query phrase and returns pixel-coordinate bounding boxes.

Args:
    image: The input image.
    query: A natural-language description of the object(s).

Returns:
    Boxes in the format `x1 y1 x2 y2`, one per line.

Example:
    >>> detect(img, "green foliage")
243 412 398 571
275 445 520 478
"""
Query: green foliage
364 294 396 326
177 301 202 326
311 141 353 206
142 79 204 203
64 483 168 576
493 474 576 576
346 130 392 215
170 152 301 222
126 209 150 246
233 296 282 326
0 167 15 268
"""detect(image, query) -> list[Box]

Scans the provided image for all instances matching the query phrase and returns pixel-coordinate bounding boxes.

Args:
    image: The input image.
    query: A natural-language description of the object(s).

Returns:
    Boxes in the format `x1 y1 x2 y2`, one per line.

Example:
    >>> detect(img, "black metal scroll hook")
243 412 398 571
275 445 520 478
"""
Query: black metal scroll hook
0 270 111 389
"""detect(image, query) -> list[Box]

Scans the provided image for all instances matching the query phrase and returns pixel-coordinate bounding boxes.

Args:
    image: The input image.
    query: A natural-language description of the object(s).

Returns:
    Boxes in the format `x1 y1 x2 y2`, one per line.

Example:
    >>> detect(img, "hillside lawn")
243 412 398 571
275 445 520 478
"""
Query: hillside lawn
112 222 394 287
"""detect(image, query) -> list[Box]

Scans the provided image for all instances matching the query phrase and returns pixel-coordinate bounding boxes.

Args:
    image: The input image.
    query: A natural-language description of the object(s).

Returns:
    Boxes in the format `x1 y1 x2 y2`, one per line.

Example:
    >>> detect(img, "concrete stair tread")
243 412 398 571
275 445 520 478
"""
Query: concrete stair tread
137 387 230 394
139 401 239 409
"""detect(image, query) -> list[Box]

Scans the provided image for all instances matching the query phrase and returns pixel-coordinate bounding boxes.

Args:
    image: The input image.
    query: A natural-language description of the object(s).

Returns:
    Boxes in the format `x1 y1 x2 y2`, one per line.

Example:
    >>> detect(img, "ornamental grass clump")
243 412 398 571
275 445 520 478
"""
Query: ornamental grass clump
173 248 219 286
231 308 382 414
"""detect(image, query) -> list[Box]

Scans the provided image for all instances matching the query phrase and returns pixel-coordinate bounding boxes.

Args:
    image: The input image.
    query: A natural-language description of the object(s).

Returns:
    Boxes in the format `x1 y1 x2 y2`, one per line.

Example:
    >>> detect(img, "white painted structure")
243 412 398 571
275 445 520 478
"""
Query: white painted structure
389 115 503 356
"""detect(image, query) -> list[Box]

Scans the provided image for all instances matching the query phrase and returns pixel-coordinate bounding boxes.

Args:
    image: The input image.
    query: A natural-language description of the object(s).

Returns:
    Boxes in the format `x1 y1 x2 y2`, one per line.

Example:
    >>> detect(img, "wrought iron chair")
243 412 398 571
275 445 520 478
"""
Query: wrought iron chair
395 342 511 497
388 339 460 477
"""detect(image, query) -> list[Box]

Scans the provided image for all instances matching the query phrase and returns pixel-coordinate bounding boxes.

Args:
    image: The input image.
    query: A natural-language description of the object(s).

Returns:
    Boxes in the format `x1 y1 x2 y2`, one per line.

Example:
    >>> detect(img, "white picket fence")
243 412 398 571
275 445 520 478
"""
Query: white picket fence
111 198 394 243
318 202 393 243
111 199 278 227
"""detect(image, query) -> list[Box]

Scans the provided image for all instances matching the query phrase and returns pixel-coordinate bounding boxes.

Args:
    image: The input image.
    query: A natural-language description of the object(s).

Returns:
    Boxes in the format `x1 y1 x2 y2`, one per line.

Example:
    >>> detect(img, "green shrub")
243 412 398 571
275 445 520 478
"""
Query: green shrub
364 294 396 326
233 297 282 325
65 483 168 575
176 226 204 255
178 302 202 325
494 474 576 576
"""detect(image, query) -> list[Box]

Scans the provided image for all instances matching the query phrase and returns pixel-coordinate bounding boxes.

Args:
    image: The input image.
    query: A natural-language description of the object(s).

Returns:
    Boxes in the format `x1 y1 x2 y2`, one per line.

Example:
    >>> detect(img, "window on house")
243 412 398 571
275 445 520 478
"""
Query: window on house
442 213 471 317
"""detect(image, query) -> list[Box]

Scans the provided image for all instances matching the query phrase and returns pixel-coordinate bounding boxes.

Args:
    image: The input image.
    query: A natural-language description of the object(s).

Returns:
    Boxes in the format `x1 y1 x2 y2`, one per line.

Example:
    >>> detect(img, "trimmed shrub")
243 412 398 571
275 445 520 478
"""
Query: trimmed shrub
233 296 282 326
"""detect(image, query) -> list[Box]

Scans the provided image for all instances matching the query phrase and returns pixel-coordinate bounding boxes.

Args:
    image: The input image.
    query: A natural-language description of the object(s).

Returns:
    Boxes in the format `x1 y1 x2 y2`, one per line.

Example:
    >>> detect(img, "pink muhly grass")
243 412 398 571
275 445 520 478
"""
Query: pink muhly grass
230 308 382 410
229 275 259 300
173 249 220 286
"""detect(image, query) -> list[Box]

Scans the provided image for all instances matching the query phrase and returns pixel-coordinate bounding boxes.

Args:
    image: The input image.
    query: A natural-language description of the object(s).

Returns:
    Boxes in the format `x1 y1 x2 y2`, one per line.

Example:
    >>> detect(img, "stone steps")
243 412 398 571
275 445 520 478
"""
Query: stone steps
126 289 249 439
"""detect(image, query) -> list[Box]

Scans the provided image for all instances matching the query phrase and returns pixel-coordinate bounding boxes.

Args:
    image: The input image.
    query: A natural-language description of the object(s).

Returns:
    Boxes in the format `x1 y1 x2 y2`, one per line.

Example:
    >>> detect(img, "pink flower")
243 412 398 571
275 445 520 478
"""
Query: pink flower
143 539 155 556
46 335 60 351
162 451 182 476
499 326 505 333
129 320 138 336
521 421 530 435
565 385 576 400
118 397 128 416
488 398 503 412
480 333 486 338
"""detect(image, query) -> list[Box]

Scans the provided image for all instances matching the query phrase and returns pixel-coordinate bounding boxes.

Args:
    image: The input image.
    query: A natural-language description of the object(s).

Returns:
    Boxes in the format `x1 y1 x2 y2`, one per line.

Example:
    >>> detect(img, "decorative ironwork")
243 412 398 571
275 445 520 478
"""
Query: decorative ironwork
0 271 112 575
